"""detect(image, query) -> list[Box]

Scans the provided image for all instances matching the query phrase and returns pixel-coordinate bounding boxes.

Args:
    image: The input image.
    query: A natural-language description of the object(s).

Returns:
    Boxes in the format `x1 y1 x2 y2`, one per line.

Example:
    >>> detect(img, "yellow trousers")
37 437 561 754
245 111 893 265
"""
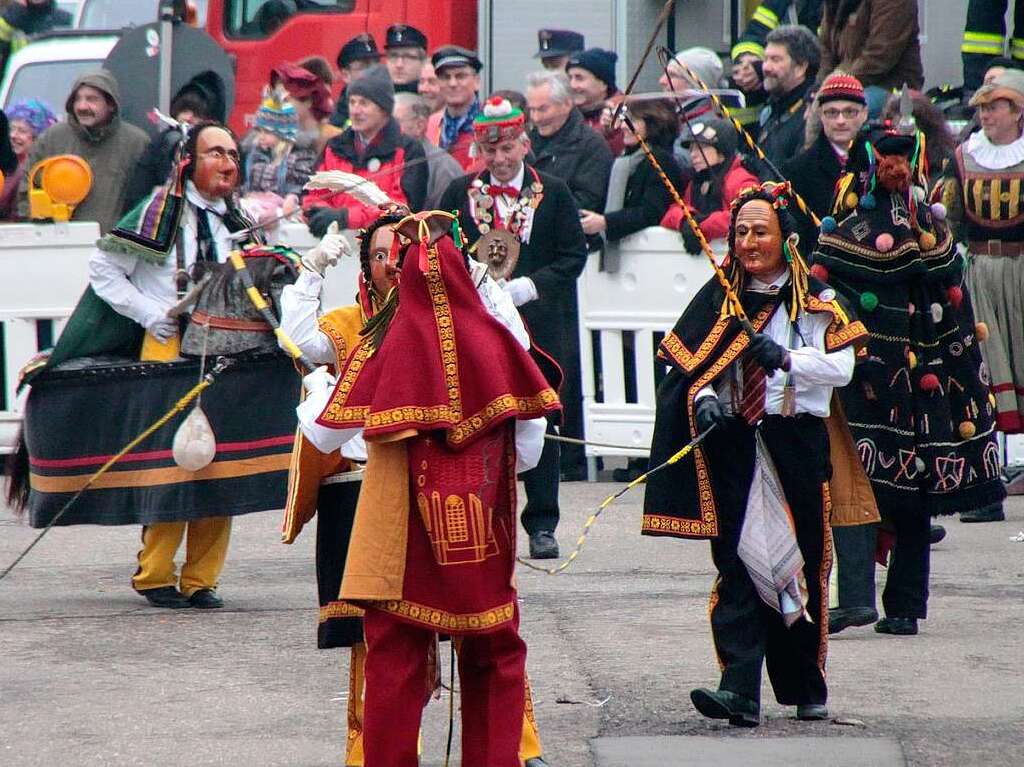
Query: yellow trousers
131 516 232 596
343 641 544 766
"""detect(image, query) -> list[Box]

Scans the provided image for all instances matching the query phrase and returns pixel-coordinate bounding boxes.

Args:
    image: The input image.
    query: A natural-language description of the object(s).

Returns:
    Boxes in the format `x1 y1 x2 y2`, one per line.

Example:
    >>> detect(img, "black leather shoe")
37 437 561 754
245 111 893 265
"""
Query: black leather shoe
796 703 829 720
828 606 878 634
960 504 1005 523
875 616 918 635
188 588 224 609
138 586 192 609
524 758 549 767
929 524 946 544
690 688 760 727
528 531 559 559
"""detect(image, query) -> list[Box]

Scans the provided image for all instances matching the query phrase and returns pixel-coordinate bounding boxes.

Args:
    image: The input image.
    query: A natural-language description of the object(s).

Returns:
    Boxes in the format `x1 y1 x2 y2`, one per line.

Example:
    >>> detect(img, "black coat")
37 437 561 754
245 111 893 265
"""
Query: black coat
605 145 683 243
529 108 613 214
438 166 588 367
780 131 846 253
757 79 812 168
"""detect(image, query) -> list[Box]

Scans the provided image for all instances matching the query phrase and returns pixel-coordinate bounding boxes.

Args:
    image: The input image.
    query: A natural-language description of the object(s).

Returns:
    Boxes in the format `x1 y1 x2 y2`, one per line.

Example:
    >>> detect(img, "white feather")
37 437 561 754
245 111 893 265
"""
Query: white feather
304 171 391 206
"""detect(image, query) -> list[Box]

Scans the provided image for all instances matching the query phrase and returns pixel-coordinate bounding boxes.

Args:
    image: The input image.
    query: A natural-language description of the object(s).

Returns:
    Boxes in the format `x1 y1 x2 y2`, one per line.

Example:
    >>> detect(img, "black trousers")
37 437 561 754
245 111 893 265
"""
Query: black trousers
833 523 878 610
963 0 1024 90
520 421 560 535
315 482 363 649
707 415 831 706
879 502 931 619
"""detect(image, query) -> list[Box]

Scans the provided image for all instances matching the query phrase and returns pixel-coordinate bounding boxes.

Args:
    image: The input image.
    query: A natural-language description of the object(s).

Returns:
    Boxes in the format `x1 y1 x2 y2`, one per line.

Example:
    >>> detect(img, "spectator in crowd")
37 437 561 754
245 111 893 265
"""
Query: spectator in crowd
418 61 444 113
580 98 683 244
297 55 335 90
393 91 462 209
491 88 528 113
729 39 769 135
535 29 585 71
330 33 382 128
430 46 483 170
18 70 148 234
0 99 56 220
303 65 426 236
818 0 924 117
662 116 759 250
383 24 428 95
272 61 339 155
567 48 625 154
526 69 613 481
123 82 216 212
0 0 71 73
780 71 868 250
240 89 315 227
758 25 820 167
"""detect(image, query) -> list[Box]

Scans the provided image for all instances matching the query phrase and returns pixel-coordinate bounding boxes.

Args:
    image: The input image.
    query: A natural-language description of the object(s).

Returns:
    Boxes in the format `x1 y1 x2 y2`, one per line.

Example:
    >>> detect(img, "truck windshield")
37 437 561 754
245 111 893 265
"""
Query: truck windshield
79 0 159 29
224 0 354 39
3 60 101 113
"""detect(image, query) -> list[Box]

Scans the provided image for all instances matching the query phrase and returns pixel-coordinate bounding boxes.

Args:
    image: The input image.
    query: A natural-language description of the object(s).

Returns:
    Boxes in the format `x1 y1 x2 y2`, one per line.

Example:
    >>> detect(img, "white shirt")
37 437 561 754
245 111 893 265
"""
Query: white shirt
287 261 546 471
90 182 235 329
696 271 856 418
468 162 536 244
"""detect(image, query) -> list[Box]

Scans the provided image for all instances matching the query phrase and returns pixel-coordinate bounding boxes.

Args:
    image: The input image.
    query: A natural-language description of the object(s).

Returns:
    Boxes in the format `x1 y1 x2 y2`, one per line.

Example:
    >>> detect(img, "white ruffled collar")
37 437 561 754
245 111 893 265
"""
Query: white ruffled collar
965 130 1024 170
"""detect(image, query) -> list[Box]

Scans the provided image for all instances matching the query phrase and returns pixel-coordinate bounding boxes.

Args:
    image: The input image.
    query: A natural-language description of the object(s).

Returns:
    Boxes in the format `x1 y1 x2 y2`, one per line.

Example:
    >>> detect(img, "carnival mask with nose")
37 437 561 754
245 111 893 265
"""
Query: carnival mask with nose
733 199 787 279
192 126 240 199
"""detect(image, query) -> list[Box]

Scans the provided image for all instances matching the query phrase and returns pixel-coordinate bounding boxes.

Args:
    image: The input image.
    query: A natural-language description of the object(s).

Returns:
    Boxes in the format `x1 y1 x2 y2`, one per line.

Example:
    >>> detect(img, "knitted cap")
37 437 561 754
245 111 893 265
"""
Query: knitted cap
348 64 395 114
473 96 526 143
254 89 298 141
817 72 866 106
680 115 738 158
567 48 618 91
669 47 724 88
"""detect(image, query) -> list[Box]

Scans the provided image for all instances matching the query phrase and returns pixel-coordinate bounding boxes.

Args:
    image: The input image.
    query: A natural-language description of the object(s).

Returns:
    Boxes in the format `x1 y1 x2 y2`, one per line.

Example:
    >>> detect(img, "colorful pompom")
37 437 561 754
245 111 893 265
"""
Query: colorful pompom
930 202 947 221
820 215 837 233
930 302 943 322
875 233 894 252
914 457 927 473
958 421 977 439
809 263 830 281
844 191 859 209
919 372 940 392
859 292 879 311
976 321 989 341
919 231 937 250
947 285 963 309
907 351 918 369
860 192 876 210
912 186 927 203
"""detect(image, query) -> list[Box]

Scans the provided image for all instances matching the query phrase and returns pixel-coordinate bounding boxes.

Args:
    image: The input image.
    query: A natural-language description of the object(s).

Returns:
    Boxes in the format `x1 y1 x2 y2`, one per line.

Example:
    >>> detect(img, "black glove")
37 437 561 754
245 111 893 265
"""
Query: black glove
680 218 705 254
747 333 789 374
695 396 728 433
306 207 348 238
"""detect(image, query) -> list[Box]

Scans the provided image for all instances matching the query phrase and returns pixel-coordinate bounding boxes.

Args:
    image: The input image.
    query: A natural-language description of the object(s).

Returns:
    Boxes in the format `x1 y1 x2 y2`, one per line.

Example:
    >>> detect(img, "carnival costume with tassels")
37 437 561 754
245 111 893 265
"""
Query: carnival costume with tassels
813 125 1006 519
643 182 870 715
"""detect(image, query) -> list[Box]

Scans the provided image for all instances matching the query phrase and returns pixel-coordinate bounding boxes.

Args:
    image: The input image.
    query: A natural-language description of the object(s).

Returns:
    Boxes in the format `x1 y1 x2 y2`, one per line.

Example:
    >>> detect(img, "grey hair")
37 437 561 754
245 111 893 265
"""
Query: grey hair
393 91 432 120
766 25 821 81
525 70 573 104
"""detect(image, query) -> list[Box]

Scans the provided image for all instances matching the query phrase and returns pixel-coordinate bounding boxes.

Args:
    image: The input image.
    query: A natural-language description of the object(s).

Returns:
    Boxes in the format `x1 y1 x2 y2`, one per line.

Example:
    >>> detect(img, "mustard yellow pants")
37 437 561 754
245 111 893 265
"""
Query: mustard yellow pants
343 641 544 766
131 517 232 596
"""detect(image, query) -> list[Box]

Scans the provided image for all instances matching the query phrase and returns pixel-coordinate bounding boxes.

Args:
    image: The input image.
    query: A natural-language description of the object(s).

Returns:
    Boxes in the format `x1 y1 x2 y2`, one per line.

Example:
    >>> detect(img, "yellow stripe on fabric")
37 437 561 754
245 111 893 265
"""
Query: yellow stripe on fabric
1012 38 1024 58
0 18 17 43
30 453 290 493
963 31 1006 43
962 42 1006 55
752 6 779 28
990 179 1002 220
731 41 764 60
972 179 985 220
1009 178 1020 219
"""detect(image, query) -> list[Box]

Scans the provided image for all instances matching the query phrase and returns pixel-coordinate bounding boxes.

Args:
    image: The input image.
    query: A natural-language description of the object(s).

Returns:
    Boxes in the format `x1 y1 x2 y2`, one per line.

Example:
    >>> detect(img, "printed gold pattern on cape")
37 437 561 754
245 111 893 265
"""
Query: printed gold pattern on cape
375 598 516 632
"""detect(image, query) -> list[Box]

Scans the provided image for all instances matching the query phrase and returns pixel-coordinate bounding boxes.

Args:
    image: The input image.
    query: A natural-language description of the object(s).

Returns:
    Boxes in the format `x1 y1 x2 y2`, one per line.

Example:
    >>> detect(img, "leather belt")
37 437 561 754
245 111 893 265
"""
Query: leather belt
969 240 1024 257
190 309 271 331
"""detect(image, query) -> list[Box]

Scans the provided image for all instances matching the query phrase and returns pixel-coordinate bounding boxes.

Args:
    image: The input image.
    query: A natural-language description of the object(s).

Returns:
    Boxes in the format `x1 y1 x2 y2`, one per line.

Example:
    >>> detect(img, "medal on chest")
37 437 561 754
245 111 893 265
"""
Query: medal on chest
468 170 544 280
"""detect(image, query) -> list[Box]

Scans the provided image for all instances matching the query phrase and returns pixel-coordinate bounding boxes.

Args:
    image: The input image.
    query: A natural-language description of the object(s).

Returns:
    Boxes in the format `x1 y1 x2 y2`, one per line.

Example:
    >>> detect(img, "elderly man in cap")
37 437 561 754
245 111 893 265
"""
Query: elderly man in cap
940 68 1024 521
304 65 427 236
535 28 585 71
330 33 382 128
567 47 625 154
439 96 588 558
384 23 427 95
428 45 484 169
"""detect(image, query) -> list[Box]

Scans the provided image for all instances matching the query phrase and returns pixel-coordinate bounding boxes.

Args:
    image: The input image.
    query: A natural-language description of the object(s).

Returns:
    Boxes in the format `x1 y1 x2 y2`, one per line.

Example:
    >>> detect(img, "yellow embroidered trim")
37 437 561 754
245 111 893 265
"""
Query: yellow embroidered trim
641 513 720 538
825 320 868 352
424 243 462 420
448 390 560 445
319 341 372 424
660 317 731 374
319 601 364 622
374 599 516 632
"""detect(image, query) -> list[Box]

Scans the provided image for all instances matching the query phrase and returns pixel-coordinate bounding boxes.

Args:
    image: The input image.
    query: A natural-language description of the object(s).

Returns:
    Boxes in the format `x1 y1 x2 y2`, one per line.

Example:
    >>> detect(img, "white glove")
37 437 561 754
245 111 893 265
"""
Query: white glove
302 221 350 275
504 276 538 307
302 365 337 396
146 315 178 342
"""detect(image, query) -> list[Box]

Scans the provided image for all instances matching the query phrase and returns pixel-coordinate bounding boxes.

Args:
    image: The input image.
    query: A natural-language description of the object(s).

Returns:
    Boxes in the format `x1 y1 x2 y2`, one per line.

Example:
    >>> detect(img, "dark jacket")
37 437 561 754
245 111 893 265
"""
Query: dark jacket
0 0 71 71
757 79 812 168
605 145 684 243
819 0 923 91
122 127 182 213
439 166 587 367
780 130 848 252
302 117 427 230
529 108 614 213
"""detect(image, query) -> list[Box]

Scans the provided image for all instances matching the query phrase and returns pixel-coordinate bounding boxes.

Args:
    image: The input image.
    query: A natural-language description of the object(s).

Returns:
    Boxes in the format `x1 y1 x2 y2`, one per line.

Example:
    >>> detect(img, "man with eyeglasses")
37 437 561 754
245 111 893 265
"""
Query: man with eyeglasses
428 45 484 170
383 24 428 96
780 71 867 251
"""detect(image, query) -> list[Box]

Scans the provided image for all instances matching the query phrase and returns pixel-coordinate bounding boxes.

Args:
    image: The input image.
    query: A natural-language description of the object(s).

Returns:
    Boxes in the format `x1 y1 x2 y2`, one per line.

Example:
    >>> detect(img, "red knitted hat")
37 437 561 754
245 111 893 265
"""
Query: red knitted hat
817 72 865 106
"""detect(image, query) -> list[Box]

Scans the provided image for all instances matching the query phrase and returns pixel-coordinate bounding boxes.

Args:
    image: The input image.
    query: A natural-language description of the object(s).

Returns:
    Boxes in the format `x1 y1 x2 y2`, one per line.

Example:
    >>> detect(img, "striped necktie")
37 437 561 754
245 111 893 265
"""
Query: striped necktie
740 354 767 426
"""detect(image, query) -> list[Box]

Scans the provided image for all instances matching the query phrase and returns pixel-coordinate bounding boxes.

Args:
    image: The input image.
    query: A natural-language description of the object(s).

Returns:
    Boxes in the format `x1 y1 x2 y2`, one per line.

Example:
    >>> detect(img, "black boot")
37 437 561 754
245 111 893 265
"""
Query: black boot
875 616 918 635
138 586 191 609
690 688 760 727
828 606 878 634
960 503 1005 523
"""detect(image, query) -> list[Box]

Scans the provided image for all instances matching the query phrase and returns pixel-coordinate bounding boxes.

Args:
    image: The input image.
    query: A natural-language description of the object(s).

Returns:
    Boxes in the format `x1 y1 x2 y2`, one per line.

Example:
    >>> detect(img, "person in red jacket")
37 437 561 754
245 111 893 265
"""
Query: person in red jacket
661 116 760 251
303 65 427 236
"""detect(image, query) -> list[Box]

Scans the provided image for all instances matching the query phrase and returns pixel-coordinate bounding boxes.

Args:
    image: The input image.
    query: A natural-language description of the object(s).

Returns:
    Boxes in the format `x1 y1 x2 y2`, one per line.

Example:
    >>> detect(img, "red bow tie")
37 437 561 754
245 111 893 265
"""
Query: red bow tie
489 184 520 198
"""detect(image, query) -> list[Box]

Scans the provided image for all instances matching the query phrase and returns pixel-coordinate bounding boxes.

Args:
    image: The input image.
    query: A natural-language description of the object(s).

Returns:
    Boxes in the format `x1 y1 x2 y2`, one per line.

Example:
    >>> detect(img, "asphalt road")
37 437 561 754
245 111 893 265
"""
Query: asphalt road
2 484 1022 766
